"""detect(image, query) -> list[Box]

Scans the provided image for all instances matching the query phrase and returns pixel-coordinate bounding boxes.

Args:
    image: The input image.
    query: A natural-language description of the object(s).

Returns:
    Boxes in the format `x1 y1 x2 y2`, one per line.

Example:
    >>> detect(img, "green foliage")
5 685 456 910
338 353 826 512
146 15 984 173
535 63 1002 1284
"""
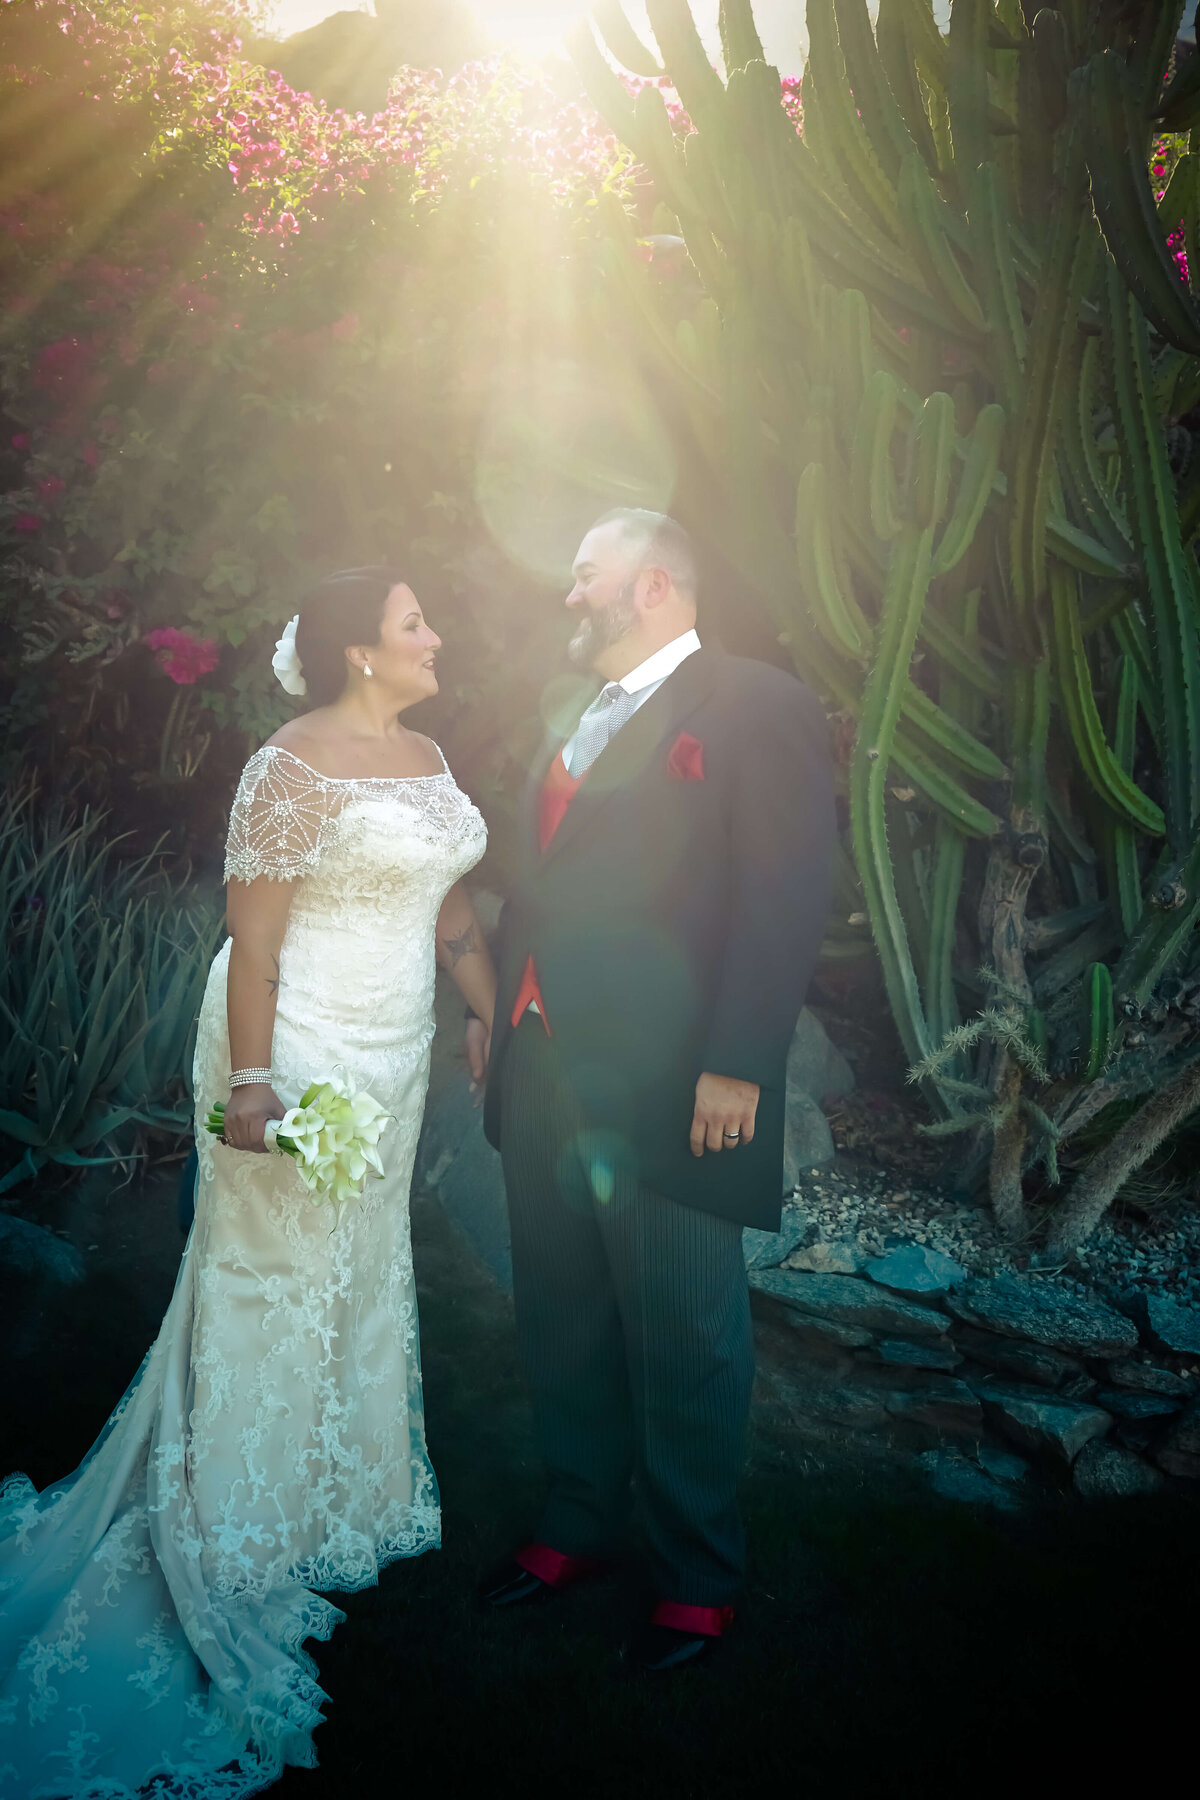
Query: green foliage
575 0 1200 1245
0 785 223 1190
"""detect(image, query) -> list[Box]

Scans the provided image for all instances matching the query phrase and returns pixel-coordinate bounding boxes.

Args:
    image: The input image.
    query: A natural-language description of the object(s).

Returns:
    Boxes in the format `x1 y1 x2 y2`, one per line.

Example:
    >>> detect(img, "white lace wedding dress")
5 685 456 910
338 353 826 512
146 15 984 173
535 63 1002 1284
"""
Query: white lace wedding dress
0 744 487 1799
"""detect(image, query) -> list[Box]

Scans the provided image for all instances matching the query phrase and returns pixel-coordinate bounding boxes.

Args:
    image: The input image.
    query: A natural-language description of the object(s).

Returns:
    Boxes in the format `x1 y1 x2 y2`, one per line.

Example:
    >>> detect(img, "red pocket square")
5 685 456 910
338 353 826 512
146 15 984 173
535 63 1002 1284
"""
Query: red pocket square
667 731 704 781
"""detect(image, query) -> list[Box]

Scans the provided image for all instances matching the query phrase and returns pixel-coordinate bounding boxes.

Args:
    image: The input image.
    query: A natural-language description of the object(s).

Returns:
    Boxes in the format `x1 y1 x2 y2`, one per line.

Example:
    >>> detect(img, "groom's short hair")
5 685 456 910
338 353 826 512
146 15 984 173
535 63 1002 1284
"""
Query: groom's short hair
592 507 698 600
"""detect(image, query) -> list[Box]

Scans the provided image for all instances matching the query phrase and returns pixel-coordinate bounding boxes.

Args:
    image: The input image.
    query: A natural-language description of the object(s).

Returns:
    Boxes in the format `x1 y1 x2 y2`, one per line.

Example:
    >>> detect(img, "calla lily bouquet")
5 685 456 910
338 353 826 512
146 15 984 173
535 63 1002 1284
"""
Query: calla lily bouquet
206 1074 390 1221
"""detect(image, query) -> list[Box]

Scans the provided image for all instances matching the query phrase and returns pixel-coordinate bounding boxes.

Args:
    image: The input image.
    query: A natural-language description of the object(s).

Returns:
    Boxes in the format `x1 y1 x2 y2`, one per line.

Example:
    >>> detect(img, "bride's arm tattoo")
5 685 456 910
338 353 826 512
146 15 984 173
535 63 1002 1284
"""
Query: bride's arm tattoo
441 923 478 968
266 954 280 997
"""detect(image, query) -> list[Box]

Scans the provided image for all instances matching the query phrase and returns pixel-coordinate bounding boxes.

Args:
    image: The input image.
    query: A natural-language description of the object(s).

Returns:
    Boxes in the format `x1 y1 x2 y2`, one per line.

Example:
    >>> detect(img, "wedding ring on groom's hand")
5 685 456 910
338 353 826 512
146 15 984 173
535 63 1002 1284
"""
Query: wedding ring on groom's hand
724 1130 741 1140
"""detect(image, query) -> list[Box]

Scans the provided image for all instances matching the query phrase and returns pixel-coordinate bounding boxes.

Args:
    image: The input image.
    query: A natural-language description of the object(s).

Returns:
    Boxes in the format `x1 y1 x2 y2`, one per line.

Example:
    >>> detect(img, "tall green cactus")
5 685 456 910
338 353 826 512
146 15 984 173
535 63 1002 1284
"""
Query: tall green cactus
573 0 1200 1248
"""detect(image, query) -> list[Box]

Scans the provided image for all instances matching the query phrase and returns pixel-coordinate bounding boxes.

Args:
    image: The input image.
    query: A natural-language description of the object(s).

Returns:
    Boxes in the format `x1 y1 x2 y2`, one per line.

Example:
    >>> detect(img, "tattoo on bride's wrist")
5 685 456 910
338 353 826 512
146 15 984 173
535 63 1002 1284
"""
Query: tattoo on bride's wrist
443 924 477 968
265 954 279 997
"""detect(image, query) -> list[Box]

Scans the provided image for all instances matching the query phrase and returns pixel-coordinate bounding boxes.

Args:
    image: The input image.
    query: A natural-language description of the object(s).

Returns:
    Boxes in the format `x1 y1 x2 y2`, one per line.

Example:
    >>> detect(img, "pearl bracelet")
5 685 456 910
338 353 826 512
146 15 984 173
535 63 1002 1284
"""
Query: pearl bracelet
229 1067 273 1088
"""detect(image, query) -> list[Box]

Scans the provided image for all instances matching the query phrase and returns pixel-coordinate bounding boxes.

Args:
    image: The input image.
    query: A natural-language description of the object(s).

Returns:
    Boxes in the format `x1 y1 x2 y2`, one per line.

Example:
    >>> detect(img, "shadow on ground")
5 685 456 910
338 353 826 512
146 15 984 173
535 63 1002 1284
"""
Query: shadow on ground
3 1178 1195 1796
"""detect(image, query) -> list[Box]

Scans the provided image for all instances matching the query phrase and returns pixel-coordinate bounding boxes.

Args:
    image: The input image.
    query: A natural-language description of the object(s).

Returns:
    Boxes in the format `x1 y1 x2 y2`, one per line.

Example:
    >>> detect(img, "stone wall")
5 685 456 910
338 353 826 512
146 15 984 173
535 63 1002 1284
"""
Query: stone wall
746 1215 1200 1502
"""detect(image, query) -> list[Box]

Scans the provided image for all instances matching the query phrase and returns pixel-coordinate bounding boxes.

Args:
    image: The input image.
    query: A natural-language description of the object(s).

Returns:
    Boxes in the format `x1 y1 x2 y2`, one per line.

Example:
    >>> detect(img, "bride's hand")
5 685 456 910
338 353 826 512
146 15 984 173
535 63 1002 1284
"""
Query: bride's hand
222 1083 286 1153
465 1019 491 1095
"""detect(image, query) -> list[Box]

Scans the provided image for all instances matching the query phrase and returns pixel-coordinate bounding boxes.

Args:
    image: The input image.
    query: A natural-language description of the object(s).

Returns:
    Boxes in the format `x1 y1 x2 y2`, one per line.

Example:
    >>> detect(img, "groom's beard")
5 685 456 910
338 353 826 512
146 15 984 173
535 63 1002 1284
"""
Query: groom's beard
567 580 638 669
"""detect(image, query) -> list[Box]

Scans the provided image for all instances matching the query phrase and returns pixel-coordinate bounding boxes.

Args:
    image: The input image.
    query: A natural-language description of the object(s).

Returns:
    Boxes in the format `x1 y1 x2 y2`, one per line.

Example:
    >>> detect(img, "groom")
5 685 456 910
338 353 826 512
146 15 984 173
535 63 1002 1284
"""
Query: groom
472 509 835 1671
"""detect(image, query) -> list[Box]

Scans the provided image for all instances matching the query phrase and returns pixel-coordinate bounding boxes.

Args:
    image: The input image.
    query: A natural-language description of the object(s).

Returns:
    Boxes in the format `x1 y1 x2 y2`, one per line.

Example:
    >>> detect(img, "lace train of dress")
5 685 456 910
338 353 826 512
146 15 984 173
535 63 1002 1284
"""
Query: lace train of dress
0 746 487 1798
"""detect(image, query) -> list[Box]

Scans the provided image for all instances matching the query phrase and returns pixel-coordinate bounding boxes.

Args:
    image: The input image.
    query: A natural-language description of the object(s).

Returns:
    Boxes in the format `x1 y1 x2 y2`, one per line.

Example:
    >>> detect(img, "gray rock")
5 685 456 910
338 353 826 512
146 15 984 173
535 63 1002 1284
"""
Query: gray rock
748 1268 951 1338
1154 1399 1200 1479
414 1073 511 1289
873 1337 963 1372
782 1090 835 1185
1073 1439 1164 1499
976 1385 1113 1465
1141 1294 1200 1357
976 1445 1029 1485
885 1380 982 1434
788 1382 892 1425
947 1275 1138 1358
786 1008 855 1103
955 1327 1085 1390
0 1214 85 1285
743 1209 812 1273
786 1239 864 1275
1094 1389 1182 1421
1106 1359 1193 1398
864 1244 967 1295
782 1314 875 1351
920 1448 1023 1511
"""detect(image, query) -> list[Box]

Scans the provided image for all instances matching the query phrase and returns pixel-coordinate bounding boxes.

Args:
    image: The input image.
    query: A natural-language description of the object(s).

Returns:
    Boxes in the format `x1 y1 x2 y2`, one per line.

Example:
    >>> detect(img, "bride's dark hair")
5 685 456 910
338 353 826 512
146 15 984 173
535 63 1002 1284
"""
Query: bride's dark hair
294 566 406 707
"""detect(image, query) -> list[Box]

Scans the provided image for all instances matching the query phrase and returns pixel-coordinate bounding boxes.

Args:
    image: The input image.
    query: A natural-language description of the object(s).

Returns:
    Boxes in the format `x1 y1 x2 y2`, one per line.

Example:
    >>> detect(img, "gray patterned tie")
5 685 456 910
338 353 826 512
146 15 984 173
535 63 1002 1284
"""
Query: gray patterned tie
567 682 639 779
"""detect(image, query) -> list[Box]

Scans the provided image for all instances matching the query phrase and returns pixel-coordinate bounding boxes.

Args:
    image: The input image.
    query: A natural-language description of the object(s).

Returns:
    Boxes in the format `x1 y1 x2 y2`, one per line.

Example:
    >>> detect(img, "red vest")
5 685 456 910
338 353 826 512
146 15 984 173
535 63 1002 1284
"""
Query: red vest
509 754 584 1032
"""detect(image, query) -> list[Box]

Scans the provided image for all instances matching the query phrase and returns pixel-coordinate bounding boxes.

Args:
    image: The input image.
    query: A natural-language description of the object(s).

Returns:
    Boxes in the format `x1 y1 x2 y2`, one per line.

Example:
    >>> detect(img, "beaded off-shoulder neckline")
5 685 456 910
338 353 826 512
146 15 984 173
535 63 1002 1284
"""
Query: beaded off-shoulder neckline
257 742 451 784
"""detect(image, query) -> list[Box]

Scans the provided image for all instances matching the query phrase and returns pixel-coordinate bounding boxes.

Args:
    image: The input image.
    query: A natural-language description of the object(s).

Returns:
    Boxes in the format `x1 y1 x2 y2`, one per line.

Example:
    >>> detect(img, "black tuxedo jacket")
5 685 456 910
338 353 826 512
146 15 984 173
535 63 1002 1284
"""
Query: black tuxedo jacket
482 646 836 1231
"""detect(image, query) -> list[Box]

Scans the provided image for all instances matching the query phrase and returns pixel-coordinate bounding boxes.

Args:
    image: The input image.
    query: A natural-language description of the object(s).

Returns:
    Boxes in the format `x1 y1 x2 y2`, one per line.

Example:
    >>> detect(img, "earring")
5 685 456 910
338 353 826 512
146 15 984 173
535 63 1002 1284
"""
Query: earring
363 661 373 678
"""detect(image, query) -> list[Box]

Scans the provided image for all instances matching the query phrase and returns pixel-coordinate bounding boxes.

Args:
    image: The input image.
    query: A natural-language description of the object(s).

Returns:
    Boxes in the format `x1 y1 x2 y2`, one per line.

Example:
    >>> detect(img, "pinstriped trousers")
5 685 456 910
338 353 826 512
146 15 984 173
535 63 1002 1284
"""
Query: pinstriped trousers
498 1015 754 1606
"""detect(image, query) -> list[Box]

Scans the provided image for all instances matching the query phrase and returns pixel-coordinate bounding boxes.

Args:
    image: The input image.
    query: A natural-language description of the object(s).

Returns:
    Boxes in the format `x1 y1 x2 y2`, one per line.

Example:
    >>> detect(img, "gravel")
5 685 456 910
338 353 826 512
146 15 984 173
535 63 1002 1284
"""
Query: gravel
786 1163 1200 1312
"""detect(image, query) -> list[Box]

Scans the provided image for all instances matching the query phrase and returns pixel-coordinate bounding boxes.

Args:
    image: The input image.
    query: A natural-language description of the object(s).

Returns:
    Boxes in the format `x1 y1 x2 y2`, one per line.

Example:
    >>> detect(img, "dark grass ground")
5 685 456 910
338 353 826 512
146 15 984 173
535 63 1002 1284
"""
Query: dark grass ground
3 1173 1197 1798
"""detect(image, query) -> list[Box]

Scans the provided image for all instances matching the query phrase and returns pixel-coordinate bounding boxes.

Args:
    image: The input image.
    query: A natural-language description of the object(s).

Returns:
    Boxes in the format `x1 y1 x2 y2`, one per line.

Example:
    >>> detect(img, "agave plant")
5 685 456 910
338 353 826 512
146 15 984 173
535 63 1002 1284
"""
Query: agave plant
570 0 1200 1249
0 787 222 1195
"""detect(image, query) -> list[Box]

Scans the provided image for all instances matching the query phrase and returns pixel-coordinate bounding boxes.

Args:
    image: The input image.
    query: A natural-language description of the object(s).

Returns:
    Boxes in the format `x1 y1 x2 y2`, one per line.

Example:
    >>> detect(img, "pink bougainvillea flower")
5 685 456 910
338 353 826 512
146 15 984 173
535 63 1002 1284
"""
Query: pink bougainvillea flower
13 512 44 532
37 475 67 502
81 442 101 467
10 433 31 451
329 312 359 341
143 627 220 684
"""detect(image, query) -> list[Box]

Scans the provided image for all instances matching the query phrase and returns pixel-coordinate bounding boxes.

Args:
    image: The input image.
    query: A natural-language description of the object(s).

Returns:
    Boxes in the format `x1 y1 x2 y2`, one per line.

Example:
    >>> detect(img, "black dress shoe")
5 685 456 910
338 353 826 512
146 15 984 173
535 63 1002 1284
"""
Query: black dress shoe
622 1620 721 1674
476 1558 557 1609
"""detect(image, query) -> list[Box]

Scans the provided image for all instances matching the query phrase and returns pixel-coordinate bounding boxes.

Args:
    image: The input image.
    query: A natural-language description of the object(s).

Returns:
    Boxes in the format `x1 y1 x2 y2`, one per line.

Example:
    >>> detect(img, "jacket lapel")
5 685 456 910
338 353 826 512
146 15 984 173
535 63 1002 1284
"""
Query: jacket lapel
538 647 721 867
519 734 563 863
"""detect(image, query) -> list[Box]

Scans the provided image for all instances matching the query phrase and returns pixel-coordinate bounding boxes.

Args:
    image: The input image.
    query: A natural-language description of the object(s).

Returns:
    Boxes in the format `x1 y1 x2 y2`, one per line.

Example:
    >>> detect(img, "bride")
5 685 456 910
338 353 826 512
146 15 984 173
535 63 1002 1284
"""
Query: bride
0 568 495 1797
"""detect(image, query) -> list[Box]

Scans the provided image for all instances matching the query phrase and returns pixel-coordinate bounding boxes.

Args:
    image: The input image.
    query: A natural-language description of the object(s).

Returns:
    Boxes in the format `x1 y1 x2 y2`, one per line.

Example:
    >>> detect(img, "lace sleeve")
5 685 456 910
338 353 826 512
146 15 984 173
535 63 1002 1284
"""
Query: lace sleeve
223 746 339 884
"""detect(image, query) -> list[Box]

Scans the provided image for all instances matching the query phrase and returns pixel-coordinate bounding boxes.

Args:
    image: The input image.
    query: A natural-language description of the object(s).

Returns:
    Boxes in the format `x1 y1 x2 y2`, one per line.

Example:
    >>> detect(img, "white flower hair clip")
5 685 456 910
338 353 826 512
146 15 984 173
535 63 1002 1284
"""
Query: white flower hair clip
272 614 307 696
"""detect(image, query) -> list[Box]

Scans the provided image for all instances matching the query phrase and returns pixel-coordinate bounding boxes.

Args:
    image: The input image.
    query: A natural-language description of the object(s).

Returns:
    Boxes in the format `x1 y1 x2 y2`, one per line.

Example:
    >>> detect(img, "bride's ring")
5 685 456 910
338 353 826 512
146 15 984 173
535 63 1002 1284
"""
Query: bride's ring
724 1130 740 1140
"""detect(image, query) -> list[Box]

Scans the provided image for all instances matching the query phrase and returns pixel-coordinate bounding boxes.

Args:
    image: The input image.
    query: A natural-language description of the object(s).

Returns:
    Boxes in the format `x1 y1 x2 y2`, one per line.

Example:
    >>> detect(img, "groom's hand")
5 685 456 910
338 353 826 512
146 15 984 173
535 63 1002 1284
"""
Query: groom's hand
690 1072 759 1157
465 1018 491 1096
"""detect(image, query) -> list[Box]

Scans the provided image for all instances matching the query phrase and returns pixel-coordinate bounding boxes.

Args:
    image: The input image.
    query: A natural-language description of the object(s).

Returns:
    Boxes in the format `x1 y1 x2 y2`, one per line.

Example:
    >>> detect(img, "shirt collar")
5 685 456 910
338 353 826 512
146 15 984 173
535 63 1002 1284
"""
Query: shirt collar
617 629 702 697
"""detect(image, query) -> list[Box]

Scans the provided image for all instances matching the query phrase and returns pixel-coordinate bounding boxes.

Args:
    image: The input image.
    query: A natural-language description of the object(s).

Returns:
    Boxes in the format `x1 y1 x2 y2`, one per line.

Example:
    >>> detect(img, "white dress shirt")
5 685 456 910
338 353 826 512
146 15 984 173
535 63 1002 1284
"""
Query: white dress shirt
560 628 702 771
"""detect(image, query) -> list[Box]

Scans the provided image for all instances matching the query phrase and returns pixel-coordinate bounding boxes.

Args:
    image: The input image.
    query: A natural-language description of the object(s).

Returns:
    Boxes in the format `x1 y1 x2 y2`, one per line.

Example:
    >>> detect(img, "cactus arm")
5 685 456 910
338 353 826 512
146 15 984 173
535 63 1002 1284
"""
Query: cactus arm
1049 562 1166 836
642 0 728 135
920 606 1002 696
805 0 900 228
966 162 1027 385
592 1 665 76
1043 510 1136 580
1103 261 1200 851
898 153 988 334
1106 655 1145 937
849 368 903 540
832 0 924 171
874 0 941 174
1082 962 1115 1081
795 463 870 656
1129 0 1184 112
931 401 1006 577
1060 334 1135 556
1081 51 1200 356
1008 146 1097 638
900 681 1006 780
717 0 765 73
849 517 938 1063
945 0 993 177
1112 830 1200 1006
1158 38 1200 133
924 820 965 1051
565 18 642 140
